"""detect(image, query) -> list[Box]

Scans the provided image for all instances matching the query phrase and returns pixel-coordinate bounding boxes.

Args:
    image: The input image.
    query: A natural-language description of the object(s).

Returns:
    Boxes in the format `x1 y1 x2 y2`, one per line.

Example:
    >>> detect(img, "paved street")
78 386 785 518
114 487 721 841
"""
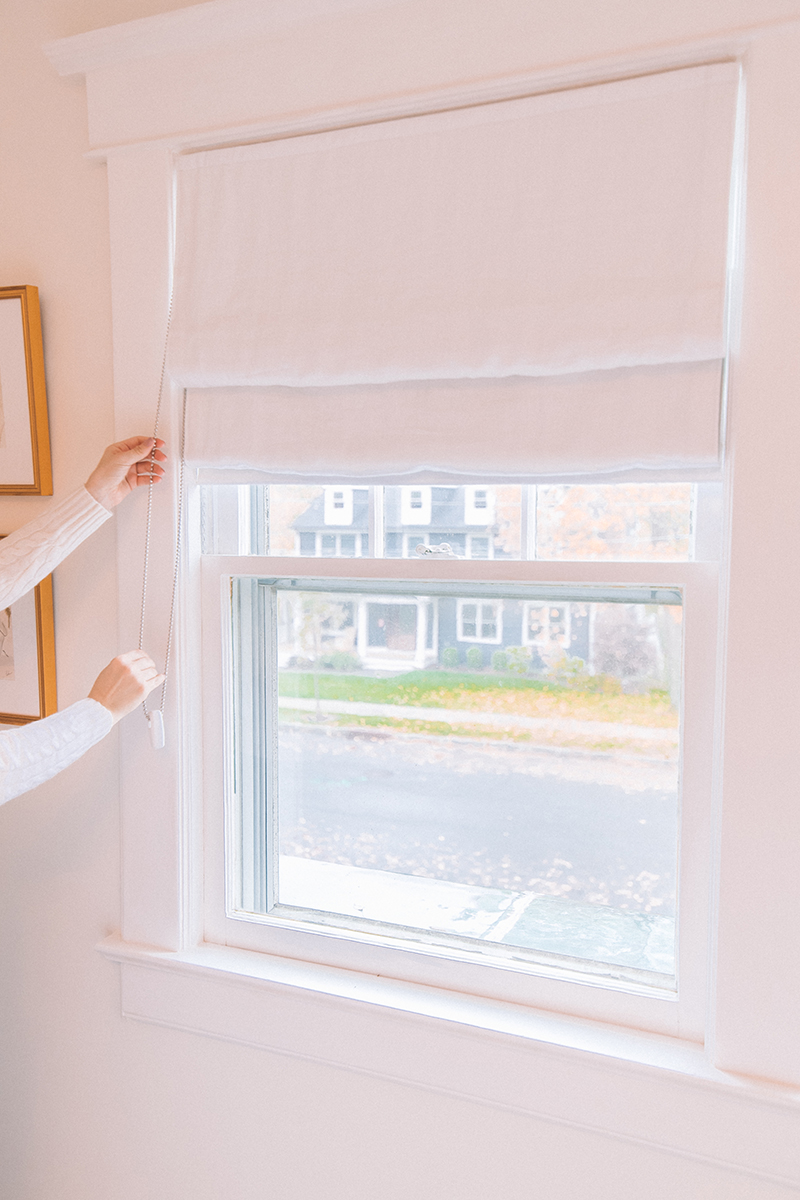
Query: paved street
278 722 678 915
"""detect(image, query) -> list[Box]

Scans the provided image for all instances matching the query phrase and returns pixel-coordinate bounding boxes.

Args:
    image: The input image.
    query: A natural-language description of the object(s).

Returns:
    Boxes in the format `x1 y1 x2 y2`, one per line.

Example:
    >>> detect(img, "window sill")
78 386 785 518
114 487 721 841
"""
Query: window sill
97 935 800 1189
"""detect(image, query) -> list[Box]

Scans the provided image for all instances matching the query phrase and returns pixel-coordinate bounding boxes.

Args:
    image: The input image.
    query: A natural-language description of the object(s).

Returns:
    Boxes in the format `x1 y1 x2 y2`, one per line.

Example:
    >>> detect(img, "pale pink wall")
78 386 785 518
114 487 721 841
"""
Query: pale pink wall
0 2 798 1198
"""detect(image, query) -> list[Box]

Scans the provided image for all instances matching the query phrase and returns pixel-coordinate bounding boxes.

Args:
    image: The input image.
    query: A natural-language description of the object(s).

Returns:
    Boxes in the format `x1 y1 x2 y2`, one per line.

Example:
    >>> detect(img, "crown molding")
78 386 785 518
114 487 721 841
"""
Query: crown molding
43 0 400 77
42 0 800 81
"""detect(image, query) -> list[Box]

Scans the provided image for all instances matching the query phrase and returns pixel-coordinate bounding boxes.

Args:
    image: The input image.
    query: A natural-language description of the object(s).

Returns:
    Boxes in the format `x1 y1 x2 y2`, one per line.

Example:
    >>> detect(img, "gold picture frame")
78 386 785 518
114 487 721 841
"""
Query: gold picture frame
0 572 57 725
0 285 53 495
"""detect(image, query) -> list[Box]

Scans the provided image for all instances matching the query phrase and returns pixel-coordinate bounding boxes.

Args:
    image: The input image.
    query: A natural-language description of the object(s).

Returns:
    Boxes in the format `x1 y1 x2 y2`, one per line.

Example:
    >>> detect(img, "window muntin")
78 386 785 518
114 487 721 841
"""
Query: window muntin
229 576 683 987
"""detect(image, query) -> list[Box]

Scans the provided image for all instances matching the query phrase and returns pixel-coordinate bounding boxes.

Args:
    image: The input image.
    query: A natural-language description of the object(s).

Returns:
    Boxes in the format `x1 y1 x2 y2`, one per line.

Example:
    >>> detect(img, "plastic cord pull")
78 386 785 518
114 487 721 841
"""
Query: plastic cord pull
148 709 165 750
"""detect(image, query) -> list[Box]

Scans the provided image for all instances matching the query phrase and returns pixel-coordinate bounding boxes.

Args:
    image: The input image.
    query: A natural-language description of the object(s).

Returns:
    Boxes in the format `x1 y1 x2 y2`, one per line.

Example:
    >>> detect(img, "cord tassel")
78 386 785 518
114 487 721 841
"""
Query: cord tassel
147 709 165 750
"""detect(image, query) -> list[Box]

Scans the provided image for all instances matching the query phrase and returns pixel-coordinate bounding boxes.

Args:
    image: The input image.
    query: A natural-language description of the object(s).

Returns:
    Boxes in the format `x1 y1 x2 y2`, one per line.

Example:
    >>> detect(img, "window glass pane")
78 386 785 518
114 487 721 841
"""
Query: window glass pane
480 603 498 639
269 485 325 555
387 486 522 559
385 531 403 558
535 484 695 561
201 482 716 561
233 581 682 984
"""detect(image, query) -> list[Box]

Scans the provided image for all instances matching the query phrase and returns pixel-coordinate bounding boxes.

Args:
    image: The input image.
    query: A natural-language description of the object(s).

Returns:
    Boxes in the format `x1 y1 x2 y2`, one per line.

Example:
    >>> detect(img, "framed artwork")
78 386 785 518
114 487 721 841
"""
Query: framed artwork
0 572 56 725
0 285 52 494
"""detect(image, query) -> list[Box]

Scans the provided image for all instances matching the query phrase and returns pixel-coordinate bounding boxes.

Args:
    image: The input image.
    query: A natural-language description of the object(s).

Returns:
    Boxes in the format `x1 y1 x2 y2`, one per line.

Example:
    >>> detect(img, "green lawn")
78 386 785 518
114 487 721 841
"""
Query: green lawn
279 670 678 727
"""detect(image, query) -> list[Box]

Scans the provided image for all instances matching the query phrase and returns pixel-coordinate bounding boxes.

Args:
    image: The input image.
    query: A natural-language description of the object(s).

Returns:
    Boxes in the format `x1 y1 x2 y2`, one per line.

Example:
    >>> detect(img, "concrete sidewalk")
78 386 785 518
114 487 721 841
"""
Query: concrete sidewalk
278 696 679 742
279 856 674 975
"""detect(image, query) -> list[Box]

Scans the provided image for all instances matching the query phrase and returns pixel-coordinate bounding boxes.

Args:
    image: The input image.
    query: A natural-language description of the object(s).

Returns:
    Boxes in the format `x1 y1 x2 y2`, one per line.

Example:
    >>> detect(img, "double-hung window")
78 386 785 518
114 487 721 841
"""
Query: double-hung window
178 61 738 1035
457 597 503 643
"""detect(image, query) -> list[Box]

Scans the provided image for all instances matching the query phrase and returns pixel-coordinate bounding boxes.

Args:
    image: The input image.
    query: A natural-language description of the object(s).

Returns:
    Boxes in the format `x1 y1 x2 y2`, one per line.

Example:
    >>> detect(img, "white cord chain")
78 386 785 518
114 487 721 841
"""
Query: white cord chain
159 387 187 713
139 293 186 739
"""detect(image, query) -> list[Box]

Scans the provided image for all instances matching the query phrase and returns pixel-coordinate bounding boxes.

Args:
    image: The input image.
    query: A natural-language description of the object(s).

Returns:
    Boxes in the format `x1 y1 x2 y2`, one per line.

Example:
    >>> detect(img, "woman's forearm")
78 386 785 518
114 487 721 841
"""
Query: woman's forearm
0 699 113 805
0 488 112 609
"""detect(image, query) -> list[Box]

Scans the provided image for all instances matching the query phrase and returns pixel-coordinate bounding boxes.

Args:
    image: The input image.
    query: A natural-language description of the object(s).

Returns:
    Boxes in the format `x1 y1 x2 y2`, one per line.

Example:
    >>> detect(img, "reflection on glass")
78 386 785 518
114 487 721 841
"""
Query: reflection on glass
536 484 693 561
384 485 523 559
274 587 681 978
201 482 702 561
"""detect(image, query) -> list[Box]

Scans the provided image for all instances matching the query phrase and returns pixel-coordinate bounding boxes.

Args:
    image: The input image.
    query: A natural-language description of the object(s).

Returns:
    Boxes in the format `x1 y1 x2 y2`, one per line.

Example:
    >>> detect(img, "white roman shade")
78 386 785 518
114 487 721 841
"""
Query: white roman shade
171 61 739 481
187 361 723 484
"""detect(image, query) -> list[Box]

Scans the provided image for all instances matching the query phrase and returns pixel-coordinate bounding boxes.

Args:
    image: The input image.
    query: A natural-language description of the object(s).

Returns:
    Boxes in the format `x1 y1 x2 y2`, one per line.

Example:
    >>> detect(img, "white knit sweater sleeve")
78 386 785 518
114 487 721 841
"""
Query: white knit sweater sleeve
0 486 112 609
0 699 113 805
0 487 115 802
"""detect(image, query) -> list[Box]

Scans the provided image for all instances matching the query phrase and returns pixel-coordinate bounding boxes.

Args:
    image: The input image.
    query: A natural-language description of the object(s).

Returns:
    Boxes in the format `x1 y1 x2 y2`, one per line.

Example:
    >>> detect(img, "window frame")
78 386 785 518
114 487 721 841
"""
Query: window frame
521 600 572 654
456 596 504 642
198 540 719 1038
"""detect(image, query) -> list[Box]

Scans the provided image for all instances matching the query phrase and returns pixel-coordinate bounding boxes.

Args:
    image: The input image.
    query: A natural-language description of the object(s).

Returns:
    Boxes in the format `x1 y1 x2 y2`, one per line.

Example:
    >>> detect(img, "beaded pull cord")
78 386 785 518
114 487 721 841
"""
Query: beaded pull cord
139 296 187 751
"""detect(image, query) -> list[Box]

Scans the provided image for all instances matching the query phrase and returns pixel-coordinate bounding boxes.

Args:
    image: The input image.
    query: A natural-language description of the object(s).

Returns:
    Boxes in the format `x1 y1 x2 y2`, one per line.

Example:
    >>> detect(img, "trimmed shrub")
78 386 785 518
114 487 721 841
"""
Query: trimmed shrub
466 646 483 669
441 646 459 668
491 650 509 672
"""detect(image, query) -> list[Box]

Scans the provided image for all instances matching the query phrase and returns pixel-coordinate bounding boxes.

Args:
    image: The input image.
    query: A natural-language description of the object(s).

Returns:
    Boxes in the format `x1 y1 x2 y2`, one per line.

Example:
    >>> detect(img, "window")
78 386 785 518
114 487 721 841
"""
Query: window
201 484 715 562
468 535 491 559
465 485 495 525
324 486 353 525
457 597 503 642
400 485 432 526
522 602 572 663
227 575 685 985
200 488 718 1029
159 60 734 1041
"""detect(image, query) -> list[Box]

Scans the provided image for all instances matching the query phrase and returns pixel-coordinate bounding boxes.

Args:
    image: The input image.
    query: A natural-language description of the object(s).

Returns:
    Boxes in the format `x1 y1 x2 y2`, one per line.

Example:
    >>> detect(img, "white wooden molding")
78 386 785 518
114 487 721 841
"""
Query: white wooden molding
43 0 402 77
99 937 800 1190
86 47 746 161
43 0 800 84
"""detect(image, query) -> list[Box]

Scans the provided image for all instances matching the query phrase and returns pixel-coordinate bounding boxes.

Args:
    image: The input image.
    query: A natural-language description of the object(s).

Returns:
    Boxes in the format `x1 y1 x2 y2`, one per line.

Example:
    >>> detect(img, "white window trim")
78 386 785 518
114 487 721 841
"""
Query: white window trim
97 930 800 1192
456 596 504 643
47 4 800 1183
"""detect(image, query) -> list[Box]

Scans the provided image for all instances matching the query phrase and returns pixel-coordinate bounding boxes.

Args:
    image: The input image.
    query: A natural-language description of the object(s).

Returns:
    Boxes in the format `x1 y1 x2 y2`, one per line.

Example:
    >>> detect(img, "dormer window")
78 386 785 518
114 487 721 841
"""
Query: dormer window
464 485 495 525
323 486 354 526
400 485 431 525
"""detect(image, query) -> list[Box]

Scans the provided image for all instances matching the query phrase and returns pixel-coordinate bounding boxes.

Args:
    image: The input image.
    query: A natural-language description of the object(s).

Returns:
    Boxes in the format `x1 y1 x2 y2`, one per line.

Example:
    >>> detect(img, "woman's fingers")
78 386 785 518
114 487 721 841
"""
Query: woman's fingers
86 437 169 508
88 650 165 723
131 461 166 483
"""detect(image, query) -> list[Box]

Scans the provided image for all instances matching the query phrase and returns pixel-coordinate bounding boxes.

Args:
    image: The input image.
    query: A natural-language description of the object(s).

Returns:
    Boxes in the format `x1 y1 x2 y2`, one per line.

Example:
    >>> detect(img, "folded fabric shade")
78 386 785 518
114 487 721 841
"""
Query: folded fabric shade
170 61 738 480
187 360 723 484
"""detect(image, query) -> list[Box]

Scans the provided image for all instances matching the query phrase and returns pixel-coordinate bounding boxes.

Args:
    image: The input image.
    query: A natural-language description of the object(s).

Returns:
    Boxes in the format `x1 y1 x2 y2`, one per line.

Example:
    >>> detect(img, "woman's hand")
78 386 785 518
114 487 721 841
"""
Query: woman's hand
85 436 167 511
88 651 165 724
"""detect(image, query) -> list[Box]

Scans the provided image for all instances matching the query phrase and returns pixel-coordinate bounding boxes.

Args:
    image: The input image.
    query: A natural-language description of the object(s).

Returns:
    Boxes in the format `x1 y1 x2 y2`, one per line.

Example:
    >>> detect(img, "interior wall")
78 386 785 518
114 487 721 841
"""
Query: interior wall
0 2 798 1198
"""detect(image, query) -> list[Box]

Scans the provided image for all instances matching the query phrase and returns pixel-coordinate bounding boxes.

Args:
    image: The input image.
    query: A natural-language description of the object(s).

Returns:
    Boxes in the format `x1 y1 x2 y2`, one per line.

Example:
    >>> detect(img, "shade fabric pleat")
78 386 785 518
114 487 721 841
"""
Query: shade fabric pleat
186 360 723 484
